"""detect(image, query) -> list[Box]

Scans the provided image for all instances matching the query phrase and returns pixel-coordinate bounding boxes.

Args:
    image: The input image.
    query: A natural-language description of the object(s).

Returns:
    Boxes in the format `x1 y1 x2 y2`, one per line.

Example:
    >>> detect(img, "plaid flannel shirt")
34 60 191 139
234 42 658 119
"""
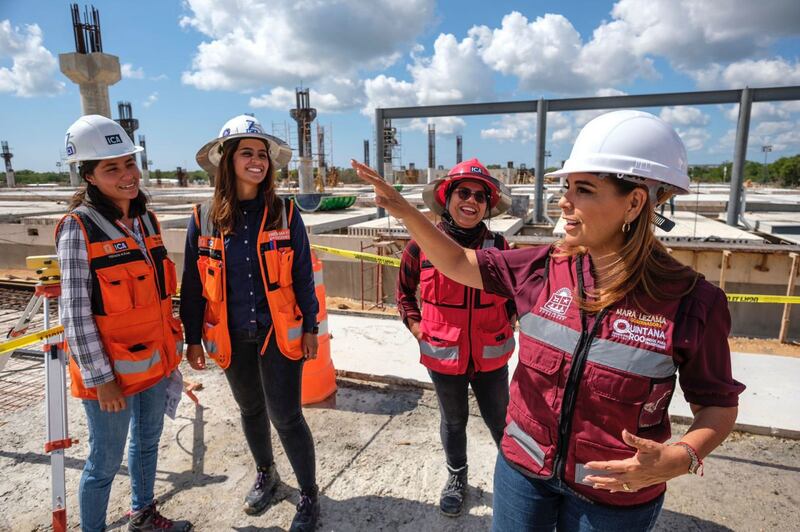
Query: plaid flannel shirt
57 214 147 388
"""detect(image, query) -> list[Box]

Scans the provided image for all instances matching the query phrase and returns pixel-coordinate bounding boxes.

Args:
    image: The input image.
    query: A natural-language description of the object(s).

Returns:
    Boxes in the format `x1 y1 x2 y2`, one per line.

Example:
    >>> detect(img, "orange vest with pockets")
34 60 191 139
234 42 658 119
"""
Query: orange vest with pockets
56 206 183 399
195 197 310 368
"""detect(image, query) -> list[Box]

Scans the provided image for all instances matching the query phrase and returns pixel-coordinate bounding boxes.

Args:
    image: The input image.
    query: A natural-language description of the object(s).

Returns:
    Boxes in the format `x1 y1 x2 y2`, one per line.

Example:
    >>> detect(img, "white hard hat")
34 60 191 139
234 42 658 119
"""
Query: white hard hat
196 114 292 173
545 110 690 195
64 114 143 164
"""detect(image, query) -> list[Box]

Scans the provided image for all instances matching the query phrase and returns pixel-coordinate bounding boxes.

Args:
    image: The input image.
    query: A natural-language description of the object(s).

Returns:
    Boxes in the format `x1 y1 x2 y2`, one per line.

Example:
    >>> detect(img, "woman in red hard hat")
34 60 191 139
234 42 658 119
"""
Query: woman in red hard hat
355 110 744 531
397 158 516 517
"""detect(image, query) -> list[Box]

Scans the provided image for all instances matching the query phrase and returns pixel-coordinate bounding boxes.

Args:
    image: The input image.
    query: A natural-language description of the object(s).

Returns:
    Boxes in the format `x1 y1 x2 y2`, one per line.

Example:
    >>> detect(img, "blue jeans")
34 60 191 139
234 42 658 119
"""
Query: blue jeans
79 378 168 532
492 453 664 532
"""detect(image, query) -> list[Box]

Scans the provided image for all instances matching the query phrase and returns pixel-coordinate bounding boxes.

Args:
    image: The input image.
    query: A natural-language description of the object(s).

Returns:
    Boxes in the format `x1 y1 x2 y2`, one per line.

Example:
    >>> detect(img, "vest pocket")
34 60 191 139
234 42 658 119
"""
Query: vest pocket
418 319 461 363
572 437 636 488
517 335 564 407
504 400 554 476
162 257 178 296
109 338 164 394
273 301 304 359
479 323 515 360
201 260 224 302
638 376 676 429
96 266 134 315
126 262 157 308
278 248 294 287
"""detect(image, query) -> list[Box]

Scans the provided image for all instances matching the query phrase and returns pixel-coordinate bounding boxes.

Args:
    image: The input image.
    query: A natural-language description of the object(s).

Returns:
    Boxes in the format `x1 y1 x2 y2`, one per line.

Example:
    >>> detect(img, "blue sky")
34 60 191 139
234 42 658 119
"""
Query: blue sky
1 0 799 173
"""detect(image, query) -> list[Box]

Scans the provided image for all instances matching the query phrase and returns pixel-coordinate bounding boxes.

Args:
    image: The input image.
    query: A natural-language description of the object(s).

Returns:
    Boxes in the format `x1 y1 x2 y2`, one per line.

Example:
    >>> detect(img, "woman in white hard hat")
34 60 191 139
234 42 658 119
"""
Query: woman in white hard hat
180 115 321 531
56 115 192 532
397 158 516 517
353 110 744 531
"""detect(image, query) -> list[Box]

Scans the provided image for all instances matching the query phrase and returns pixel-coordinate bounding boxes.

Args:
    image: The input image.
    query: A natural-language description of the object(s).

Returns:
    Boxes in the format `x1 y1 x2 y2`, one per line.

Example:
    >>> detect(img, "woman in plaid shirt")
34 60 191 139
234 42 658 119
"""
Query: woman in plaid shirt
57 115 192 532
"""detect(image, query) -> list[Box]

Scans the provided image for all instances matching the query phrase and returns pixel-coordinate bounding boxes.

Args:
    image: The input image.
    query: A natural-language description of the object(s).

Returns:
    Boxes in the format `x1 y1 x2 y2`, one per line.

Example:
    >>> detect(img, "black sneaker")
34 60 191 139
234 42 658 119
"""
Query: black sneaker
289 485 320 532
244 463 281 515
439 465 467 517
127 501 193 531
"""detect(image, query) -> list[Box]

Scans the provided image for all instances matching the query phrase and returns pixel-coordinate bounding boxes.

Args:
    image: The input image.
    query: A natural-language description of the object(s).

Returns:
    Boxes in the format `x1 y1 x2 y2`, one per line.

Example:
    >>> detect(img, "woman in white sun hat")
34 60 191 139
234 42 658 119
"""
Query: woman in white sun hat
354 110 744 531
397 158 516 517
57 115 192 532
180 114 321 531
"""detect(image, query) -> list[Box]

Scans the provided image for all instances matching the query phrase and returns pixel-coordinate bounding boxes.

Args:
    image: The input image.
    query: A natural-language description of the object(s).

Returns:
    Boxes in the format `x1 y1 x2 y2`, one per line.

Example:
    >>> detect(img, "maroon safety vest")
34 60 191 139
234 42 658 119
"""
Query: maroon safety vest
503 251 685 506
417 235 515 375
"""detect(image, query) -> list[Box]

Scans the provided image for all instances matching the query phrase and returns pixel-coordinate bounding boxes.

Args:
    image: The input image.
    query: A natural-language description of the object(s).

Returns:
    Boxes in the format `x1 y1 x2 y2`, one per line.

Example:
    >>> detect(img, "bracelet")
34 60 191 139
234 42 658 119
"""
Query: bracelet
672 441 704 476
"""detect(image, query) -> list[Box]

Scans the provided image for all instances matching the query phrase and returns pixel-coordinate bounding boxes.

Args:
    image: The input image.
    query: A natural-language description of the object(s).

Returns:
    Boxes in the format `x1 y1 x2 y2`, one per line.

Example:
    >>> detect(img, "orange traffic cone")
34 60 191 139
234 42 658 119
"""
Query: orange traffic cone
301 251 337 405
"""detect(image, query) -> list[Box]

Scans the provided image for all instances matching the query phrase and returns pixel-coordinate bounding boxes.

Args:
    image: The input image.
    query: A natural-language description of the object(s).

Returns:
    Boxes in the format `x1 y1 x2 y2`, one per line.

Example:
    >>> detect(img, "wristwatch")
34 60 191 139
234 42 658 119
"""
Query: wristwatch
672 441 703 476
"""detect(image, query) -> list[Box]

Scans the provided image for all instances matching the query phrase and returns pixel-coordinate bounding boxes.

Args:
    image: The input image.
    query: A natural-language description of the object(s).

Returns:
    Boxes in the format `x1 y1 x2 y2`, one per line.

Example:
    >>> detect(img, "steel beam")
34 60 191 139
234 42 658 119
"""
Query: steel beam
534 98 547 223
727 88 753 226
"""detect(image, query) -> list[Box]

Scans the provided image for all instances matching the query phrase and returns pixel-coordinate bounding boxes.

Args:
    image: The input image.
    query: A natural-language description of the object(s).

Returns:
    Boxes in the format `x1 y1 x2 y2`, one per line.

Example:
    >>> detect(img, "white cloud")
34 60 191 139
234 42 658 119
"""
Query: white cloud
0 20 63 97
610 0 800 69
660 106 710 127
407 117 466 137
121 63 144 79
250 78 362 113
362 32 495 120
142 92 158 108
181 0 433 109
675 127 711 151
481 114 537 143
690 58 800 89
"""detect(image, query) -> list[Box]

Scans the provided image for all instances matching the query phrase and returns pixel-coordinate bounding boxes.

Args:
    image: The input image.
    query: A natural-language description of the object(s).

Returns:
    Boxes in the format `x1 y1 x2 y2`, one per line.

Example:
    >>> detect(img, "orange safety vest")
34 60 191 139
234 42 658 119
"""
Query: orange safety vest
194 197 314 368
55 206 183 399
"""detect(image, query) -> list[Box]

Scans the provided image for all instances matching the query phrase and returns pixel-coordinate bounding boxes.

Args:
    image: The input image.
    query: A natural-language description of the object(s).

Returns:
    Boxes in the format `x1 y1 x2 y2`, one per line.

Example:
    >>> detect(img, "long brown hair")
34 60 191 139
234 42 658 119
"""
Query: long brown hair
68 158 148 220
210 138 283 234
558 178 698 312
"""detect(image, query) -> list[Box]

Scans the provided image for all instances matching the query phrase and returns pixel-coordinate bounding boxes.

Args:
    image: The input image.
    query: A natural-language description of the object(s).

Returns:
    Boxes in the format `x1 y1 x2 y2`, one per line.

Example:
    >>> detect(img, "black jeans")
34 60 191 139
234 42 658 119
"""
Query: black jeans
428 364 509 471
225 331 316 491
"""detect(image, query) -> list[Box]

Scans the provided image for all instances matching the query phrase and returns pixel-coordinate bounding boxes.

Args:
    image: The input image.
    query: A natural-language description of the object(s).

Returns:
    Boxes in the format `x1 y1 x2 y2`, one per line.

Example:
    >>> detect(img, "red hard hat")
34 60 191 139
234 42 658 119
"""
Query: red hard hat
423 158 511 217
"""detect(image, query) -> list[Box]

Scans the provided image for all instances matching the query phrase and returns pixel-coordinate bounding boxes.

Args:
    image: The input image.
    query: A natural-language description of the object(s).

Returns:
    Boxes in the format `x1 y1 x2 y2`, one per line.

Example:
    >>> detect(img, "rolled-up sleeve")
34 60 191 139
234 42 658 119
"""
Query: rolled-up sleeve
57 216 115 388
477 245 551 302
674 282 746 407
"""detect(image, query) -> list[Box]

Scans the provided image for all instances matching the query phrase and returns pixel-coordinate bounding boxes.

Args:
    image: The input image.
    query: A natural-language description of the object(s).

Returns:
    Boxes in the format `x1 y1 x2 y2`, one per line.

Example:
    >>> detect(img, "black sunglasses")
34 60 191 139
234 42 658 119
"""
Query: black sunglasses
453 187 488 204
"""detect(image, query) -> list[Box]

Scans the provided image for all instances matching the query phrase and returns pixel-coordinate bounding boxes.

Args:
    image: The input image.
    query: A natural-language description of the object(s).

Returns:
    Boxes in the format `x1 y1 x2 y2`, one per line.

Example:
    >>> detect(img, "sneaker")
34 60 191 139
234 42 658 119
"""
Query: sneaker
244 463 281 515
289 485 320 532
127 501 192 532
439 465 467 517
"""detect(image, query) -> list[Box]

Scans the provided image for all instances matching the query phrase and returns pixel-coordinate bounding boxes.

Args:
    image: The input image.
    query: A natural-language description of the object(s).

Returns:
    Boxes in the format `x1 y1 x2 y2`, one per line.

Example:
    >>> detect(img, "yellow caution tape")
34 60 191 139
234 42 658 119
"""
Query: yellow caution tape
312 244 401 267
726 294 800 304
0 326 64 355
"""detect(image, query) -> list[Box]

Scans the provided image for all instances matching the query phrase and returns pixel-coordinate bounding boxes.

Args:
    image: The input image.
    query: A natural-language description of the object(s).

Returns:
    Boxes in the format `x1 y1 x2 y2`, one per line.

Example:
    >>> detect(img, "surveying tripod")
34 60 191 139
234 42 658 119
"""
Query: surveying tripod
4 255 75 532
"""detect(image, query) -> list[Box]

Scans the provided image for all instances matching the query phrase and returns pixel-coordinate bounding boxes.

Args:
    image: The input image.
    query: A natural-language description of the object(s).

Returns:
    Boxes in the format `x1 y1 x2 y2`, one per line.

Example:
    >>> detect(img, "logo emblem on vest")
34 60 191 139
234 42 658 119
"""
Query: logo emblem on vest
113 241 128 251
611 310 667 350
268 229 291 241
105 134 123 145
540 287 572 320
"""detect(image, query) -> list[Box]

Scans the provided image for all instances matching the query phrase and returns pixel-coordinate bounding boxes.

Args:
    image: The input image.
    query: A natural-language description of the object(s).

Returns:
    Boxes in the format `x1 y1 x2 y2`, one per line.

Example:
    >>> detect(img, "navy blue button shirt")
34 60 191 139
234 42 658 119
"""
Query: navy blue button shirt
180 195 319 344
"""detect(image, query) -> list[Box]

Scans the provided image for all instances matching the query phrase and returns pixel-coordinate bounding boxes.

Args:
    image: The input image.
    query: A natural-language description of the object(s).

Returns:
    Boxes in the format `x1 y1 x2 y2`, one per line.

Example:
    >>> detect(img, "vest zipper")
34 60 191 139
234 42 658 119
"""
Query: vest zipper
552 255 610 480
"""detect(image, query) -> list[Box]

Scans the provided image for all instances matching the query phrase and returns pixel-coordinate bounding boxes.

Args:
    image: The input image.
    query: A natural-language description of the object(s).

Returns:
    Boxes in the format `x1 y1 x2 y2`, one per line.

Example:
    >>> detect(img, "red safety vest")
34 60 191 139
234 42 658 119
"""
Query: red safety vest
504 250 691 506
194 198 322 368
417 234 515 375
56 206 183 399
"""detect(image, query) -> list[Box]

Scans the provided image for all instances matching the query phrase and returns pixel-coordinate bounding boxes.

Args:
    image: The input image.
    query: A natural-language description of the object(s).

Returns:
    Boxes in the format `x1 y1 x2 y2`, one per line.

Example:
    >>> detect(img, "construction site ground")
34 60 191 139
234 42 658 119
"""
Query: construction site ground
1 362 798 532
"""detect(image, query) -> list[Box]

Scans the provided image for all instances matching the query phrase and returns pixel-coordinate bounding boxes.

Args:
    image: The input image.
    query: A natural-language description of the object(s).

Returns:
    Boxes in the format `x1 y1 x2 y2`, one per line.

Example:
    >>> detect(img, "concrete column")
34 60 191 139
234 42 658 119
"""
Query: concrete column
534 98 548 224
375 108 386 218
59 53 121 118
141 169 150 187
384 162 395 184
5 170 15 188
298 158 314 194
68 163 80 187
727 87 752 226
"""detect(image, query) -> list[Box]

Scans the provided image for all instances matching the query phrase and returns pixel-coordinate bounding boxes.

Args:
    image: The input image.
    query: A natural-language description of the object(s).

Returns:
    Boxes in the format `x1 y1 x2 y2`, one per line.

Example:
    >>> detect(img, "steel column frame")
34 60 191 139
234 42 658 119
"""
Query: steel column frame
534 99 548 223
727 87 753 226
373 86 800 223
375 108 386 218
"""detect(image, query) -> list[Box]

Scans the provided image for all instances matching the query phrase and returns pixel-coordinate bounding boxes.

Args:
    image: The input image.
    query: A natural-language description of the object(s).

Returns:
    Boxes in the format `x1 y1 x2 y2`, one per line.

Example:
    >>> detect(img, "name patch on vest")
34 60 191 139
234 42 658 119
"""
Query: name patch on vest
539 287 572 320
267 229 291 242
103 241 129 254
611 309 667 350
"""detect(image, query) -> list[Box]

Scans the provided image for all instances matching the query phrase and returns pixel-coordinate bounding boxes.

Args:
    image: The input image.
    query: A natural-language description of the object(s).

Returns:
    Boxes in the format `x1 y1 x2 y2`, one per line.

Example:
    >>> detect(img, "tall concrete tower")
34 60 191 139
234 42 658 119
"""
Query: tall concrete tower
1 141 15 188
290 88 317 194
59 4 121 186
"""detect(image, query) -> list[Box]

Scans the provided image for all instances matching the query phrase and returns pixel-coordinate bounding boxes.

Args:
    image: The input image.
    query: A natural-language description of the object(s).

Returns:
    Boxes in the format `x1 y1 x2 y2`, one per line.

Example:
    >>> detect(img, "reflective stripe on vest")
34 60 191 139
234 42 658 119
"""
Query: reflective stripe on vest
140 211 158 237
203 339 217 354
519 312 676 379
573 464 613 487
114 349 161 375
506 420 545 466
483 335 515 359
75 205 127 240
314 269 324 286
419 341 459 360
288 324 303 341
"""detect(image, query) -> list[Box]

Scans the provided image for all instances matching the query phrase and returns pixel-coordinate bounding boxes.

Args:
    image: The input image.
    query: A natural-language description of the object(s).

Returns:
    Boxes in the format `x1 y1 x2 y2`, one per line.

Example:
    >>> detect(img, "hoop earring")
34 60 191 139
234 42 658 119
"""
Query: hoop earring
622 221 631 233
